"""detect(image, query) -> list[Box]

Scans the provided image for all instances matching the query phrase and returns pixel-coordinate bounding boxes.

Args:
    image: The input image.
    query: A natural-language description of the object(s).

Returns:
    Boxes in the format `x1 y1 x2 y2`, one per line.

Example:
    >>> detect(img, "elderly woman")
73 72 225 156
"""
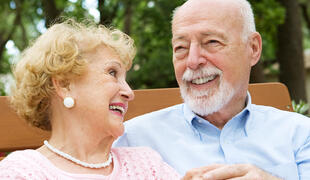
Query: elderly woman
0 19 180 179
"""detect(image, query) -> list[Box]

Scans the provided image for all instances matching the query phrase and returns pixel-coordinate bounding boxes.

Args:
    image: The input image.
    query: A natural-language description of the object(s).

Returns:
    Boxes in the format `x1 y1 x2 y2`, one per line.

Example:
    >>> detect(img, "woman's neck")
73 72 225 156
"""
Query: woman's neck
47 115 115 164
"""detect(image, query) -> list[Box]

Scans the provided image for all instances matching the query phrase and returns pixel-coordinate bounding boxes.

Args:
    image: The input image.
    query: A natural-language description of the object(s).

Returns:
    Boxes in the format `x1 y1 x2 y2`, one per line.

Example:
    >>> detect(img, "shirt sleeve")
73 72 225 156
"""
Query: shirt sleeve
296 135 310 179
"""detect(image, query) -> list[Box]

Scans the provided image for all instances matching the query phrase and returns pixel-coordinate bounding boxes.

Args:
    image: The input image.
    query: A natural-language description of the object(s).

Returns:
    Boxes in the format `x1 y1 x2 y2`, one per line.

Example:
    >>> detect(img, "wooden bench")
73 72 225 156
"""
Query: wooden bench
0 82 293 160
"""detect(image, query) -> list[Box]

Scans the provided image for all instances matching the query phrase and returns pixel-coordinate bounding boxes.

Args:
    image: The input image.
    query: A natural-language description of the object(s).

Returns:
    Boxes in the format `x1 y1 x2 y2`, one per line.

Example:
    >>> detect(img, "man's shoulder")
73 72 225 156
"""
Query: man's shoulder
251 104 310 124
125 103 184 126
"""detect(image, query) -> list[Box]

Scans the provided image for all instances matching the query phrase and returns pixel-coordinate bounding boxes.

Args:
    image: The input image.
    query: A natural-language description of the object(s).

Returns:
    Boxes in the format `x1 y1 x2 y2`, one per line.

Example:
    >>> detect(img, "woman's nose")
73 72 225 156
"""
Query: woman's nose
120 81 135 101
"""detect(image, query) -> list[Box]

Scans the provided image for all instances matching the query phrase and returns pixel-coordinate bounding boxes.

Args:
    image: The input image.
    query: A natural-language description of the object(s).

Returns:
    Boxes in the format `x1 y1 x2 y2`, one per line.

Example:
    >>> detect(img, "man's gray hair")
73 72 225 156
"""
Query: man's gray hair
172 0 256 41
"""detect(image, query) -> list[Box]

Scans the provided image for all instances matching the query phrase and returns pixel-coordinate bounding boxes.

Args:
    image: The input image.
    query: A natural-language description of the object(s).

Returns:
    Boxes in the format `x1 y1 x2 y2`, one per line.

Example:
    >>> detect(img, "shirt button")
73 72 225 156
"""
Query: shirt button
198 119 203 123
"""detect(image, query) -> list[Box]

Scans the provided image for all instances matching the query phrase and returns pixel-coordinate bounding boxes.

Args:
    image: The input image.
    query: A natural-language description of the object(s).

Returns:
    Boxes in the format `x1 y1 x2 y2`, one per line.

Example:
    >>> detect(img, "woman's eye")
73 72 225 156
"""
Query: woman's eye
109 70 117 77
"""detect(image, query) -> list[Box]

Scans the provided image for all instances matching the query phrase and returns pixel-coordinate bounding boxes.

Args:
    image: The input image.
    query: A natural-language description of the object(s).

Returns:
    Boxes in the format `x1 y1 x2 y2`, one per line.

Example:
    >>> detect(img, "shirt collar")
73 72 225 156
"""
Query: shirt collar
183 103 196 125
244 91 254 136
182 91 253 135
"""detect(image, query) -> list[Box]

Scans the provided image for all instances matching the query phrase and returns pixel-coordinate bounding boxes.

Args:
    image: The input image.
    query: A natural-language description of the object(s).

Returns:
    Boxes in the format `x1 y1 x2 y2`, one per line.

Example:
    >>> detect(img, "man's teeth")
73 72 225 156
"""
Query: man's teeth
109 105 125 114
192 75 217 85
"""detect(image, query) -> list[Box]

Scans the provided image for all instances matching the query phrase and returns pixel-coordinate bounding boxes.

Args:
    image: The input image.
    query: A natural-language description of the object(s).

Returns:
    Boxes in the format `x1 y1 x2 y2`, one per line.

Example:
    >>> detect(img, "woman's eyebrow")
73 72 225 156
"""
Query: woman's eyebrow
104 61 122 67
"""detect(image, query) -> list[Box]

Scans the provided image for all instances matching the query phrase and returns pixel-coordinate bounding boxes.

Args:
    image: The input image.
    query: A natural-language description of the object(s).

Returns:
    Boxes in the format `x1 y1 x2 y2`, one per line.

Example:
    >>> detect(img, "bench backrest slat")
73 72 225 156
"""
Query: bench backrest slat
0 82 292 152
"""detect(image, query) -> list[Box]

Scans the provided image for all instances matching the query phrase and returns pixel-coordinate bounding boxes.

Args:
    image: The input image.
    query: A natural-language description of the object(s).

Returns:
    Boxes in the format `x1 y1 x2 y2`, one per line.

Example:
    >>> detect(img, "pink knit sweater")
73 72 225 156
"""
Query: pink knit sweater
0 147 180 179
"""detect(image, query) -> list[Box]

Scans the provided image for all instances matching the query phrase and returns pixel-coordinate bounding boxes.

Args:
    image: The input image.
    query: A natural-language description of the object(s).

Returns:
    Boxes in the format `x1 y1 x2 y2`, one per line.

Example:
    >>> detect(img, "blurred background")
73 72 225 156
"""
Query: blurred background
0 0 309 109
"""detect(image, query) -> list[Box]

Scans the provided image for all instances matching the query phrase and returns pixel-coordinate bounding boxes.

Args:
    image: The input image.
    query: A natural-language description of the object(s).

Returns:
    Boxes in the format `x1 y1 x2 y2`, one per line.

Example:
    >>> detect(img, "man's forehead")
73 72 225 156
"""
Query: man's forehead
173 0 241 24
172 0 243 39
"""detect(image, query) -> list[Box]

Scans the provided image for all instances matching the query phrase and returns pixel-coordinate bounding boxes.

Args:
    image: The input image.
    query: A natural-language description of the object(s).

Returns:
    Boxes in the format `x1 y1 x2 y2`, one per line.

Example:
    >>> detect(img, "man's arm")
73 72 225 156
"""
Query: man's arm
295 134 310 179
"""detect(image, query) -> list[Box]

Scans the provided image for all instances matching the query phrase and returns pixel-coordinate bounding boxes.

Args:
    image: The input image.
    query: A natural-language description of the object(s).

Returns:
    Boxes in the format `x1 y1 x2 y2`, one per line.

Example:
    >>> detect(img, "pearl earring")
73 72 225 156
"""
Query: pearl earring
63 97 75 108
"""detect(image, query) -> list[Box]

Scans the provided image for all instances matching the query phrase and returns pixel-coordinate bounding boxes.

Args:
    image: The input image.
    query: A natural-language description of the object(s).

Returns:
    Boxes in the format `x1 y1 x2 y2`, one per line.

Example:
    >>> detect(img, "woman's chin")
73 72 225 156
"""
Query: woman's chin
111 125 125 139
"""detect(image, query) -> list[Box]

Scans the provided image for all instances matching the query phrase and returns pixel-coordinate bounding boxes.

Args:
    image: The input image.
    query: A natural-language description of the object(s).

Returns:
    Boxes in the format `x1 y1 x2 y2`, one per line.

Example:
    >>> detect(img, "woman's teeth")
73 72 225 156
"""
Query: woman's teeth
109 105 125 114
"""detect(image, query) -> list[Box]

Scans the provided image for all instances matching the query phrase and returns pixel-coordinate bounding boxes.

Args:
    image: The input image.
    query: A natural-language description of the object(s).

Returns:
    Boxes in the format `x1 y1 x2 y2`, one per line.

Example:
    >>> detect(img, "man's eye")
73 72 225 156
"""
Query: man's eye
174 46 186 52
109 70 117 77
207 40 220 45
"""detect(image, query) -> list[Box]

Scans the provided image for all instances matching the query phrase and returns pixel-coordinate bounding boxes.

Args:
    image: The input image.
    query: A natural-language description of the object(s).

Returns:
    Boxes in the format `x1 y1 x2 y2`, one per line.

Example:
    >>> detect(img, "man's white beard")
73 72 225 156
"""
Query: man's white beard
180 66 235 116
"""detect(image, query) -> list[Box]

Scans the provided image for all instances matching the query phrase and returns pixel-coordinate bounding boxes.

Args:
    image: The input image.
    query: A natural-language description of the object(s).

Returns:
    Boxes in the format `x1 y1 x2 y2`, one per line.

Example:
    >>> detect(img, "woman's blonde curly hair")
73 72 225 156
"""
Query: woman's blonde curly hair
10 19 136 131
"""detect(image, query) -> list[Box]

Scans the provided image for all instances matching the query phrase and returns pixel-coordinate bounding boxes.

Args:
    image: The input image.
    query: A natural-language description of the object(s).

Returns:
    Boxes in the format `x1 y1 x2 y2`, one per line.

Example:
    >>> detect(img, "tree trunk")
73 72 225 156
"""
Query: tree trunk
123 0 132 35
42 0 61 27
300 3 310 31
250 60 265 83
277 0 307 102
98 0 119 26
98 0 106 25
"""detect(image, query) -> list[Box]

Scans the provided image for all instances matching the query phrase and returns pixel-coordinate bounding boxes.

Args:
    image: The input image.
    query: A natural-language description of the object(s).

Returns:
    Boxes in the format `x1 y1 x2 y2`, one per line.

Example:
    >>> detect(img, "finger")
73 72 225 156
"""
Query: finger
203 164 248 180
202 164 226 172
182 164 225 180
182 167 203 180
227 177 248 180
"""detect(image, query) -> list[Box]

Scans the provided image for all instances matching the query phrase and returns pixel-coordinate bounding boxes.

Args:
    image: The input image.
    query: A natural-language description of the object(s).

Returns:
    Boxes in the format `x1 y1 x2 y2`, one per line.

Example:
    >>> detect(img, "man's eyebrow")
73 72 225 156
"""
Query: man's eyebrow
201 32 227 40
172 36 187 43
172 31 228 43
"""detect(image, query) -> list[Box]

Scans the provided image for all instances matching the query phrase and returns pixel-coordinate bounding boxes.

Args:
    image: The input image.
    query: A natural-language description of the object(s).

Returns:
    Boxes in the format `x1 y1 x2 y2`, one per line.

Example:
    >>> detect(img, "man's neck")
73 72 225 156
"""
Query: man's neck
202 95 247 130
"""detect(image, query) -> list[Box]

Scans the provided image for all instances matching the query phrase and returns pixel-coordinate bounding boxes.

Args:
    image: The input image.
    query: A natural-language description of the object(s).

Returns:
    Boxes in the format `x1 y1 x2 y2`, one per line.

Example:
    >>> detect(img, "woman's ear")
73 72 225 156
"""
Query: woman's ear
51 77 70 99
249 32 262 67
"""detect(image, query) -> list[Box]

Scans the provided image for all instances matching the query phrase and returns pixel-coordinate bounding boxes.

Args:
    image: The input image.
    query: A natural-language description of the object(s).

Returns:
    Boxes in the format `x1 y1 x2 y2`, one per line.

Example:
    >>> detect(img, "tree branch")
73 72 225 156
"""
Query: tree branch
300 3 310 30
0 0 23 61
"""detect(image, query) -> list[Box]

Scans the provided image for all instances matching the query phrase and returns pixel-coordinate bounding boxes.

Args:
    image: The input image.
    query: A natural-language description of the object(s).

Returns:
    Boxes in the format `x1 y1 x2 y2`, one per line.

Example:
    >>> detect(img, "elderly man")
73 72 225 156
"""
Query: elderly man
115 0 310 179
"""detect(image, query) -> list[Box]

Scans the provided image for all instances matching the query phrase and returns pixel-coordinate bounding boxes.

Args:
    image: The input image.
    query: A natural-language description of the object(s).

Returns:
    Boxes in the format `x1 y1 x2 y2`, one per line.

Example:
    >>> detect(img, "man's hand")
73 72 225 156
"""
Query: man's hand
182 164 282 180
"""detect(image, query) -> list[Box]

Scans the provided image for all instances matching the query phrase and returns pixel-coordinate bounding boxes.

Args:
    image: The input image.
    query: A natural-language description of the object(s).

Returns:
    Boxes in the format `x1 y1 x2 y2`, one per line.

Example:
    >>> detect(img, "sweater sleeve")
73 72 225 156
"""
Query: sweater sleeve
0 151 56 180
0 155 34 180
146 148 181 179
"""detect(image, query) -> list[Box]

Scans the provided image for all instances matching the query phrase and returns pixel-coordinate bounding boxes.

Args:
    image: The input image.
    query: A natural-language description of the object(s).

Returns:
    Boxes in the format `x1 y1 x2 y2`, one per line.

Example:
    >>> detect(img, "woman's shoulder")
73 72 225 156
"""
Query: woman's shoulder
0 149 38 165
0 150 57 179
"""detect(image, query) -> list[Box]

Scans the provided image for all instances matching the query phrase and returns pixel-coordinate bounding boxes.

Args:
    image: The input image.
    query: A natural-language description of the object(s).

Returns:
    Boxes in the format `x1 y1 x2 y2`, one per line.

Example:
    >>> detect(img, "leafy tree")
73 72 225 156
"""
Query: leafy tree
277 0 307 102
249 0 285 82
0 0 309 102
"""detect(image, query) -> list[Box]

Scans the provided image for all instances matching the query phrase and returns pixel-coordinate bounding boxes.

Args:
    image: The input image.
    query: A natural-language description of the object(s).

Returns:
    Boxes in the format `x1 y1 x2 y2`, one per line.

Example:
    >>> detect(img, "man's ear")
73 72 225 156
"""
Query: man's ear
249 32 262 67
51 77 70 99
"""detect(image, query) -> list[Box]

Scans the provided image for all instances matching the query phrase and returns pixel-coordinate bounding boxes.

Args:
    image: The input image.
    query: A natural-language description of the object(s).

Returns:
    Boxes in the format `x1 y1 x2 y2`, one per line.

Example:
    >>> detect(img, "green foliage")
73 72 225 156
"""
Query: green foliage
292 100 310 115
250 0 285 75
0 81 6 96
0 0 308 91
125 0 185 89
0 51 12 74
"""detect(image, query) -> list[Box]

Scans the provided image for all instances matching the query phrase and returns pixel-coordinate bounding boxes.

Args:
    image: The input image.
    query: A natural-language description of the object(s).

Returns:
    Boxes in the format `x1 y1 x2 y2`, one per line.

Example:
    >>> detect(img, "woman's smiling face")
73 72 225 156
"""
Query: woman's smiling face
68 45 134 139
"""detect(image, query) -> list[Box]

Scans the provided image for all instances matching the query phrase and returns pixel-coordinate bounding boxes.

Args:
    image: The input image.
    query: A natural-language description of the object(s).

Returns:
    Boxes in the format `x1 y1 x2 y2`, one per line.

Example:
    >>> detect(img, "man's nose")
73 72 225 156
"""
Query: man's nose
186 43 207 70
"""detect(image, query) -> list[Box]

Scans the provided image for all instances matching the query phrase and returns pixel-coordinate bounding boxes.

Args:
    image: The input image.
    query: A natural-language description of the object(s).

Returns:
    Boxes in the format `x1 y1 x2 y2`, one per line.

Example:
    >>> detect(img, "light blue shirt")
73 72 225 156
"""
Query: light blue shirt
114 93 310 179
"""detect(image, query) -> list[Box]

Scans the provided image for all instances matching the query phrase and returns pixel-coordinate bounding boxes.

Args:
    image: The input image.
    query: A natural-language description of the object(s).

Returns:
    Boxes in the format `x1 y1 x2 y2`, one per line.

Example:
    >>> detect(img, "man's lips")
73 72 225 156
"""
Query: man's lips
191 74 218 85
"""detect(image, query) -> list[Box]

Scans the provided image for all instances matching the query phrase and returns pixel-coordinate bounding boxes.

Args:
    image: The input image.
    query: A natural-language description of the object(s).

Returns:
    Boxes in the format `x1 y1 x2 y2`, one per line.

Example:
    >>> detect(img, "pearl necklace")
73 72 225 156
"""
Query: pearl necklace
44 140 113 169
